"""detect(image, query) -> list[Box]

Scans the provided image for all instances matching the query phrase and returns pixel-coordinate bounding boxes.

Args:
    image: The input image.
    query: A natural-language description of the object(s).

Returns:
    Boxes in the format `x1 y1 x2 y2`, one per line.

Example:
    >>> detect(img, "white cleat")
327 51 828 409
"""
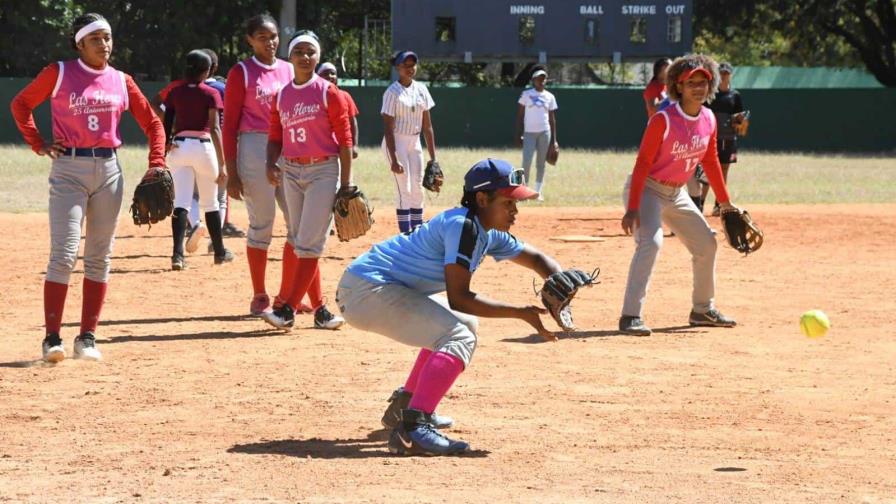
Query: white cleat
73 333 103 361
262 305 295 331
313 305 345 330
42 334 66 363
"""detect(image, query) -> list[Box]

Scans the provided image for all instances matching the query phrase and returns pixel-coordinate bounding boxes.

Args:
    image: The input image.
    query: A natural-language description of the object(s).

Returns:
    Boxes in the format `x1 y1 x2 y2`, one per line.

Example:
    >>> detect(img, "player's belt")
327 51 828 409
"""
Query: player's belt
174 136 211 143
648 176 684 188
285 155 333 165
62 147 117 158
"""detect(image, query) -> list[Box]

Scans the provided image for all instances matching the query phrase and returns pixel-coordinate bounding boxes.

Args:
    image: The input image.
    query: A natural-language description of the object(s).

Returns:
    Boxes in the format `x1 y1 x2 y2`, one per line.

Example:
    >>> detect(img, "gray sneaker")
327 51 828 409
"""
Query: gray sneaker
619 316 652 336
689 309 736 327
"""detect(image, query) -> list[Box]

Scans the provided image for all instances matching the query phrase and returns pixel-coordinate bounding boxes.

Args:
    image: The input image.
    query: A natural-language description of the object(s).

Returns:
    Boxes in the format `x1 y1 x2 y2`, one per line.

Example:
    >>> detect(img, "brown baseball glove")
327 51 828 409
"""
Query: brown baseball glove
333 185 374 242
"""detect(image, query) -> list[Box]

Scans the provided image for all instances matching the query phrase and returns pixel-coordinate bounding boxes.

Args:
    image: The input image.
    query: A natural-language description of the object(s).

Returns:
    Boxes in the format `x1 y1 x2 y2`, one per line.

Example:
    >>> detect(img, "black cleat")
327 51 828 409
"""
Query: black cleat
619 315 652 336
381 387 453 430
388 409 469 456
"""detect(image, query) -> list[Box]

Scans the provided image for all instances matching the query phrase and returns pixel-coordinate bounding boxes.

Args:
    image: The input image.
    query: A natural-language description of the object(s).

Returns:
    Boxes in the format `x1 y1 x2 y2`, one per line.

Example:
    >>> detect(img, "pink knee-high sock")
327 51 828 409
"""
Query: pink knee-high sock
407 352 464 414
403 348 433 394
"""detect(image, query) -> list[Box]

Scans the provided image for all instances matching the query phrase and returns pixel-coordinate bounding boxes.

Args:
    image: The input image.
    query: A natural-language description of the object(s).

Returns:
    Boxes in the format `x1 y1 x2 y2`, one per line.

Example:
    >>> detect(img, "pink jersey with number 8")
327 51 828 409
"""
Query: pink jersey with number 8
50 59 128 148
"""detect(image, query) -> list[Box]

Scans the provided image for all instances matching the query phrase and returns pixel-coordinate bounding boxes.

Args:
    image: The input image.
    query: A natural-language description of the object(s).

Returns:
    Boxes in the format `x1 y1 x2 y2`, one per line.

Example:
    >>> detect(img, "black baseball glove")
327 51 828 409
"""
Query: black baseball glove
422 160 444 193
540 268 600 331
721 207 764 255
130 168 174 228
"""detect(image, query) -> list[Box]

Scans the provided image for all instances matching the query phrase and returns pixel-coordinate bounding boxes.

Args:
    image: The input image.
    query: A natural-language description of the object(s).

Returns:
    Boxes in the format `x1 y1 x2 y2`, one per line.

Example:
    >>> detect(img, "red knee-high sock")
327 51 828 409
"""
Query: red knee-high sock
403 348 434 394
43 280 68 335
275 243 298 306
306 265 322 310
286 258 319 310
246 246 268 295
407 352 464 414
80 279 107 334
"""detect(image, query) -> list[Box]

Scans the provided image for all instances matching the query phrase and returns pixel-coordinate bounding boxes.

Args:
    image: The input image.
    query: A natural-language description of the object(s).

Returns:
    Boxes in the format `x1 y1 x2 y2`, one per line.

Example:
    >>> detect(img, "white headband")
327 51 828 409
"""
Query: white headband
532 70 547 79
318 62 337 75
75 19 112 44
288 35 320 57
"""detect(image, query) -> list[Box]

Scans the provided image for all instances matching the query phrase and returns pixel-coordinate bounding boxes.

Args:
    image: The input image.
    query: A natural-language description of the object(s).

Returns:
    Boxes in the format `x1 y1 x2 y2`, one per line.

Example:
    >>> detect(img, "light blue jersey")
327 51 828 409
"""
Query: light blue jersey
346 207 525 295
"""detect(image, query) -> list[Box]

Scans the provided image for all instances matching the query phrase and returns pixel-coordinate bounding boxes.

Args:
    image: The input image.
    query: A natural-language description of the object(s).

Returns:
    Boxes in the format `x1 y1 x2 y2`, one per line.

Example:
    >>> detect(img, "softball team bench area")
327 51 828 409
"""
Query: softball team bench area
10 11 764 458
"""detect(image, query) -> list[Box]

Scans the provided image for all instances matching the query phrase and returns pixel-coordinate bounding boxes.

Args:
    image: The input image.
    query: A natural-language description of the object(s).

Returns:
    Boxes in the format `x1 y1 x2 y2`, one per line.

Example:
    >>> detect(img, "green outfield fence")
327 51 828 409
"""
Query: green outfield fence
3 79 894 153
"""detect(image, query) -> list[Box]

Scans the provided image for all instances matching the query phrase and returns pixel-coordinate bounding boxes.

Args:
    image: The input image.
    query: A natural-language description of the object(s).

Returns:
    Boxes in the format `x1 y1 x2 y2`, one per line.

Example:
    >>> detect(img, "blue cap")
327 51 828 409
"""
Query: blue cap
393 50 418 65
463 159 539 200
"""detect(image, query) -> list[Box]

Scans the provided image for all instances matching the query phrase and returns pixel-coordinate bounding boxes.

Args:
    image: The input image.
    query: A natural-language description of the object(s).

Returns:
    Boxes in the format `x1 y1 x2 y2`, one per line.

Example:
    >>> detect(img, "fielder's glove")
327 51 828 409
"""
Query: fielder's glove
130 167 174 228
333 185 374 242
540 268 600 332
721 207 764 255
546 144 560 166
422 160 444 193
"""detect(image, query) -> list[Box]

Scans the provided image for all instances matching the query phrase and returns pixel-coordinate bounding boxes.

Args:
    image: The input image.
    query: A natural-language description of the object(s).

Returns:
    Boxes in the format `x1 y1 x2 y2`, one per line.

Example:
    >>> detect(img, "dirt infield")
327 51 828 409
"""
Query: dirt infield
1 205 894 503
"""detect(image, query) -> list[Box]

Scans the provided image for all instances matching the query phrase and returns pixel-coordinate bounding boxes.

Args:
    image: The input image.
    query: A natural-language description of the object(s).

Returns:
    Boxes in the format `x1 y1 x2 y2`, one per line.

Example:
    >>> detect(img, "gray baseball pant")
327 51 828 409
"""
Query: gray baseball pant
621 176 718 318
281 158 339 258
47 154 123 284
521 130 549 185
336 271 479 367
237 132 291 249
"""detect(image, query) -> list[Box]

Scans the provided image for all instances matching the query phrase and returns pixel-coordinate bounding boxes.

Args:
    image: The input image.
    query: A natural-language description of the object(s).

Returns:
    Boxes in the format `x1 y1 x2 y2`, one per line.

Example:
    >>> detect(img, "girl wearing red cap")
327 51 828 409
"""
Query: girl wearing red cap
619 54 740 336
10 12 166 362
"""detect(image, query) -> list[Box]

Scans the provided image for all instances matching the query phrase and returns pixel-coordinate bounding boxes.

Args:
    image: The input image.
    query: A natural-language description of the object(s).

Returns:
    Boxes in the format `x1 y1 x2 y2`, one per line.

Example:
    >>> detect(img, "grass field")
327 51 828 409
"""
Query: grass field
0 144 894 212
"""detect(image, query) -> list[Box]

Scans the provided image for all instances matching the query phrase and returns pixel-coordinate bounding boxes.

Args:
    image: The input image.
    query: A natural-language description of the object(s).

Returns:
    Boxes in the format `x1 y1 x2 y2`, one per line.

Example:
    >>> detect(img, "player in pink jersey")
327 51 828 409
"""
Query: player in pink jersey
260 31 353 331
222 14 299 318
618 54 740 336
9 13 166 362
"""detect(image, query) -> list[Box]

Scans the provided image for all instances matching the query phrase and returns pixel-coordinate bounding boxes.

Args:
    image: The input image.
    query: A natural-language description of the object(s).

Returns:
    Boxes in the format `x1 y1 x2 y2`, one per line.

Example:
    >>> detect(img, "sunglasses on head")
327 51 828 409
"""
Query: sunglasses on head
494 169 525 188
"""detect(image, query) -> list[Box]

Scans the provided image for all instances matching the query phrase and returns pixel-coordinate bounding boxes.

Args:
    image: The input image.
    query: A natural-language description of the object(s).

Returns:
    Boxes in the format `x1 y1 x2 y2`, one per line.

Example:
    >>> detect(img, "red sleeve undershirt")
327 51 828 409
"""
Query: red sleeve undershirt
222 64 245 162
326 85 353 147
9 63 58 153
626 113 666 211
268 92 283 144
342 89 359 117
626 113 731 211
125 74 166 167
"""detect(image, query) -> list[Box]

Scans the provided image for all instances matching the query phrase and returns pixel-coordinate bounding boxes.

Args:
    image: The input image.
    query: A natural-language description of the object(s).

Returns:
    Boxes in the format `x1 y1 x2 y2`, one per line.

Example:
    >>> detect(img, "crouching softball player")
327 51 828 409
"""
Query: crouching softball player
619 54 739 336
10 13 166 362
337 158 572 456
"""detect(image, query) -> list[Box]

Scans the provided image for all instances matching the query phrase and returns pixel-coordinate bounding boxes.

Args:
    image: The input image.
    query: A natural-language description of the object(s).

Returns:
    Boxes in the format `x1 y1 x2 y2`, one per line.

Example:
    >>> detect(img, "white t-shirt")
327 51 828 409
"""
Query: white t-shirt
381 80 435 136
518 88 558 133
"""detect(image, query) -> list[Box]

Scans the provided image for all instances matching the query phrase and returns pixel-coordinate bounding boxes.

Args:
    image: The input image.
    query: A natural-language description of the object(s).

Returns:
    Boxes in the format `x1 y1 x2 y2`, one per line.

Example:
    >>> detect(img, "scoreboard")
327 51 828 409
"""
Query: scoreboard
391 0 693 62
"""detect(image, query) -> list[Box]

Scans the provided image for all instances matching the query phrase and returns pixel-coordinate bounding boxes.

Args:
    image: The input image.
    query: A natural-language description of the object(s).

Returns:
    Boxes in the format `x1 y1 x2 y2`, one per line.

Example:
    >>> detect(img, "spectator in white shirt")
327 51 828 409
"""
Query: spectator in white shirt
515 69 558 201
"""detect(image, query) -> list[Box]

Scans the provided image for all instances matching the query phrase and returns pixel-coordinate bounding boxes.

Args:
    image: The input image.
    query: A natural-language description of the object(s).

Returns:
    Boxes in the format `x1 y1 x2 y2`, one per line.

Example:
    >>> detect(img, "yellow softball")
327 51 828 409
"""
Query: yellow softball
800 310 830 338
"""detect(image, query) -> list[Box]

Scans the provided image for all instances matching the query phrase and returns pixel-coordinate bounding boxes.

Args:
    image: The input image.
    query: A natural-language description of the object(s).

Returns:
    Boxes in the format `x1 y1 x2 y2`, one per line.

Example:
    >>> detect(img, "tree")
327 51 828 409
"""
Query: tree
694 0 896 86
